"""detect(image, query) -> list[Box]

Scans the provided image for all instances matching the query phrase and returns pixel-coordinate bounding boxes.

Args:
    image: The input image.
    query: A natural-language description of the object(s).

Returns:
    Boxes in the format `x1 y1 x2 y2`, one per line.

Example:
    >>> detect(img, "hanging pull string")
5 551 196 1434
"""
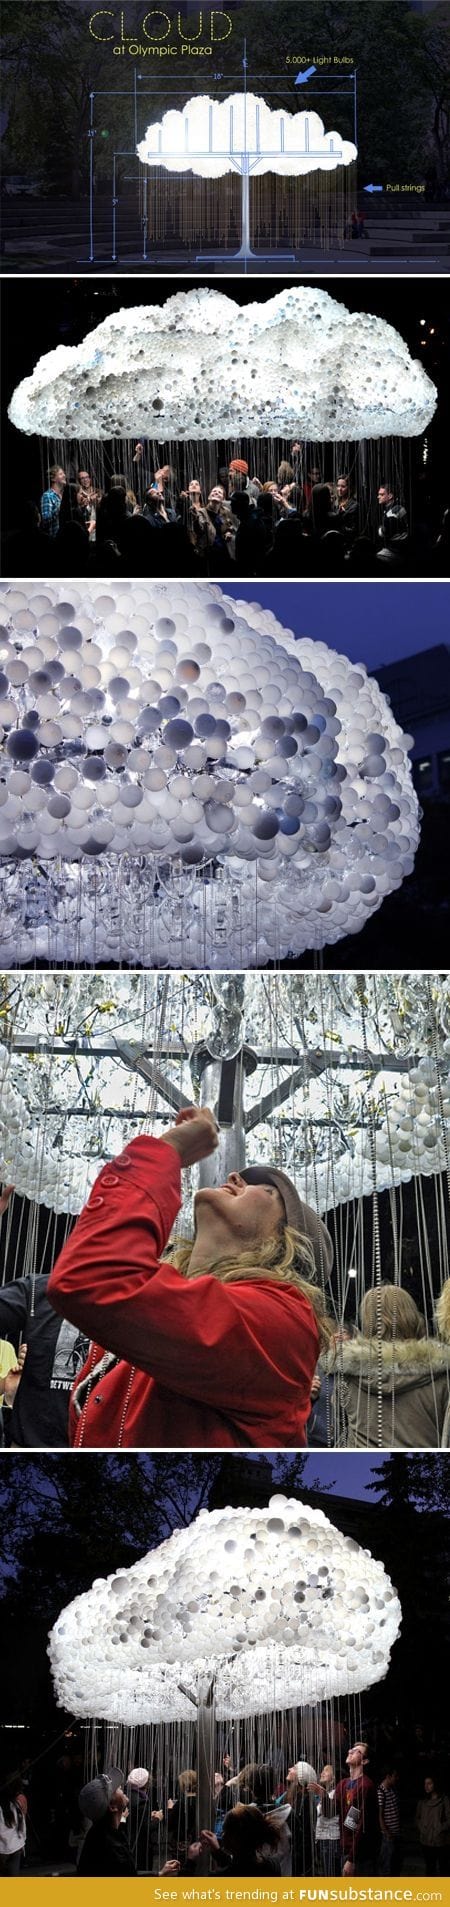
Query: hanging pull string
318 975 346 1333
356 975 384 1448
426 974 450 1210
414 1170 442 1441
0 976 20 1281
434 1166 450 1290
78 974 172 1449
107 975 172 1449
29 976 66 1317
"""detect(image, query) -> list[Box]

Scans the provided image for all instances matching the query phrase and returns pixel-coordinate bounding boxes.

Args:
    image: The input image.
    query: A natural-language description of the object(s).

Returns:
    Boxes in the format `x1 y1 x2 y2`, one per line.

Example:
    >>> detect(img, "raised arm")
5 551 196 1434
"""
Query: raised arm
48 1115 318 1419
48 1110 218 1339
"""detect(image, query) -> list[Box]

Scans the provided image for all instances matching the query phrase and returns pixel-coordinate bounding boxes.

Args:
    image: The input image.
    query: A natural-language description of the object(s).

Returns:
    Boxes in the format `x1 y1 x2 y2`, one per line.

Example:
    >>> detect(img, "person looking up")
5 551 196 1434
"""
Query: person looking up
48 1106 333 1450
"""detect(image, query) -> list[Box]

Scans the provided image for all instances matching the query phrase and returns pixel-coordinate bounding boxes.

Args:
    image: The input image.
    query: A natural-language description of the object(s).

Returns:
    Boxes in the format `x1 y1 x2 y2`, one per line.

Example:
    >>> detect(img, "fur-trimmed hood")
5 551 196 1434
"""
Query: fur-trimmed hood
321 1332 450 1391
435 1277 450 1344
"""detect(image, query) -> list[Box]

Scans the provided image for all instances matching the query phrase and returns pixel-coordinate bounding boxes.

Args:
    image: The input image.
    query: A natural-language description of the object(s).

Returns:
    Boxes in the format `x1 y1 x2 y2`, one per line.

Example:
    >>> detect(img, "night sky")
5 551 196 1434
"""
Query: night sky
301 1452 383 1500
237 1452 387 1501
225 579 450 670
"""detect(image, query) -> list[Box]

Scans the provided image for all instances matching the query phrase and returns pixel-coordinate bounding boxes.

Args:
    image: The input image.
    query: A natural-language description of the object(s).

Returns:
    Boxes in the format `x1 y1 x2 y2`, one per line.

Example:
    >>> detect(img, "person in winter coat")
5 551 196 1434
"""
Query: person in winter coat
285 1762 317 1875
0 1780 27 1874
435 1281 450 1446
77 1768 136 1877
416 1776 450 1876
48 1107 333 1450
322 1284 450 1448
127 1767 163 1874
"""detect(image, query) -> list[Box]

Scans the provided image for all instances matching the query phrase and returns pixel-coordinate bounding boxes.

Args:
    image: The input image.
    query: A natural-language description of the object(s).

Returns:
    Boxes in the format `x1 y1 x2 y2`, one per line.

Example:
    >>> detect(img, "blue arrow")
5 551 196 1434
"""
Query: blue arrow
295 65 317 84
364 183 383 194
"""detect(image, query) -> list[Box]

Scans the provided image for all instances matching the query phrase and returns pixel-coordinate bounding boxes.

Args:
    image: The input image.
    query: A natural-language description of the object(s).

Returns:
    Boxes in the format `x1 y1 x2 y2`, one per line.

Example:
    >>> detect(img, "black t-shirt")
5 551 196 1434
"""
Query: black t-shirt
0 1273 89 1447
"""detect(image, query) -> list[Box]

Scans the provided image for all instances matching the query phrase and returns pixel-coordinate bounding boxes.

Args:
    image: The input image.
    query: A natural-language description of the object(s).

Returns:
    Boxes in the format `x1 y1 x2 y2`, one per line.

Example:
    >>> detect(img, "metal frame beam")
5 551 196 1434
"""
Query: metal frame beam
8 1039 434 1074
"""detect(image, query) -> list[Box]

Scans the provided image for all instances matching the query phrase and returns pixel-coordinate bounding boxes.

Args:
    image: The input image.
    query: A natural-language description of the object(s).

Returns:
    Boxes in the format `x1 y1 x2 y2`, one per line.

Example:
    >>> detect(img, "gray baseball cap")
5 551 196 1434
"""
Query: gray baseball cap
240 1165 333 1285
79 1768 124 1823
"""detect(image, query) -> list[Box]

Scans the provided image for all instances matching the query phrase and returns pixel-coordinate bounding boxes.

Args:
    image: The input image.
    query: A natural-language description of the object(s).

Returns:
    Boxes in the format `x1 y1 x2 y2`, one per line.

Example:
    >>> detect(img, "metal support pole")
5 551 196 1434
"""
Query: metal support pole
196 150 295 263
235 153 251 259
143 169 148 261
359 437 369 521
84 71 355 266
113 1039 192 1115
190 1043 257 1186
197 33 295 264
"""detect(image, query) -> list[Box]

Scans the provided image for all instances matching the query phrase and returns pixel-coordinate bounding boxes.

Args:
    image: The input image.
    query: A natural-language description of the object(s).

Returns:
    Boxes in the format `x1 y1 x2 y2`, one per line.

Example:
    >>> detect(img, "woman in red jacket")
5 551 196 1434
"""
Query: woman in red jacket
48 1106 333 1450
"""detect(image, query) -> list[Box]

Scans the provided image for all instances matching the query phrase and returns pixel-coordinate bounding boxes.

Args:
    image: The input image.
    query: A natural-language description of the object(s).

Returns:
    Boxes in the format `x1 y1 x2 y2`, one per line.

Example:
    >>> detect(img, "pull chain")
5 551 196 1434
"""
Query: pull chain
76 1351 136 1448
356 975 384 1448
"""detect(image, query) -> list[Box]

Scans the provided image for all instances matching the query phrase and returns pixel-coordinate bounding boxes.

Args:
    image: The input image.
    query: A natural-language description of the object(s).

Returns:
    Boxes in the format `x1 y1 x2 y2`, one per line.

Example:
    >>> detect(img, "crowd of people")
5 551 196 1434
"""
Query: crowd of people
4 444 448 578
1 1132 450 1450
2 1746 449 1877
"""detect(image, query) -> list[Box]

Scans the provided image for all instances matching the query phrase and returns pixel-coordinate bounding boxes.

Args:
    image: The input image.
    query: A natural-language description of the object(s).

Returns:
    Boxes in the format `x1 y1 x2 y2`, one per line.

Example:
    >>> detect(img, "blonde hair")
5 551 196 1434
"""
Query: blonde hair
359 1283 426 1342
167 1224 333 1352
178 1769 196 1794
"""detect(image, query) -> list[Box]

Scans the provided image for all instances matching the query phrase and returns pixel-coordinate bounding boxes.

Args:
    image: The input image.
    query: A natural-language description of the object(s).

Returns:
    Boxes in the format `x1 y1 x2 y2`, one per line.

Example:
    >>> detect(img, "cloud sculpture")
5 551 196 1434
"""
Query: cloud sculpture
8 286 437 443
49 1495 401 1723
302 1057 450 1215
2 1042 449 1219
137 94 357 177
0 581 419 969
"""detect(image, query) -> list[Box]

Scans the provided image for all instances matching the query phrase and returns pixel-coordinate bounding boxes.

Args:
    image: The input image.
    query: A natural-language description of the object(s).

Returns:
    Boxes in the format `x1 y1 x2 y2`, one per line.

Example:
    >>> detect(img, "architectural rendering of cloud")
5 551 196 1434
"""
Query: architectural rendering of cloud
8 286 437 442
137 94 357 177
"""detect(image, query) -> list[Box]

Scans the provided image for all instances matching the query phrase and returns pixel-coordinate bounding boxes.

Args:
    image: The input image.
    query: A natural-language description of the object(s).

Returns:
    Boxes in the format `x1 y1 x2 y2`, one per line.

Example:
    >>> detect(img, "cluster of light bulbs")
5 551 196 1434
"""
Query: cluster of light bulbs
137 95 358 177
3 972 449 1217
8 286 437 443
303 1053 450 1215
0 581 419 969
49 1496 401 1723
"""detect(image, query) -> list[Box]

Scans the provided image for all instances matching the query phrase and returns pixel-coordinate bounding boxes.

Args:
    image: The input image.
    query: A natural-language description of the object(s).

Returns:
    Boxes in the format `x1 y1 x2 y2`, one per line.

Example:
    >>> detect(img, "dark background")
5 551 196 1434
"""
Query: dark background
2 1 450 201
2 273 448 530
0 1452 448 1815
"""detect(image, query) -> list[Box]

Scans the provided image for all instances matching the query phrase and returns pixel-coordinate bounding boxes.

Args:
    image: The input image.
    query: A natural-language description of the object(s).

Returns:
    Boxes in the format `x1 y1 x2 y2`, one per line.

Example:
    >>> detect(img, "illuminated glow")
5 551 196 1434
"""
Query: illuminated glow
49 1495 402 1722
137 94 358 177
0 581 420 970
8 287 437 444
2 975 449 1214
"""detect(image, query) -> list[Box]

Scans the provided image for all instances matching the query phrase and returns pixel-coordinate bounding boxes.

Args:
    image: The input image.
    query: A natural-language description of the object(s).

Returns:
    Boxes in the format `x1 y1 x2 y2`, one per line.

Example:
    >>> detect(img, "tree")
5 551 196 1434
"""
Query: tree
0 1451 332 1624
417 6 450 191
0 1453 222 1621
1 0 446 199
1 1 127 195
366 1451 450 1514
